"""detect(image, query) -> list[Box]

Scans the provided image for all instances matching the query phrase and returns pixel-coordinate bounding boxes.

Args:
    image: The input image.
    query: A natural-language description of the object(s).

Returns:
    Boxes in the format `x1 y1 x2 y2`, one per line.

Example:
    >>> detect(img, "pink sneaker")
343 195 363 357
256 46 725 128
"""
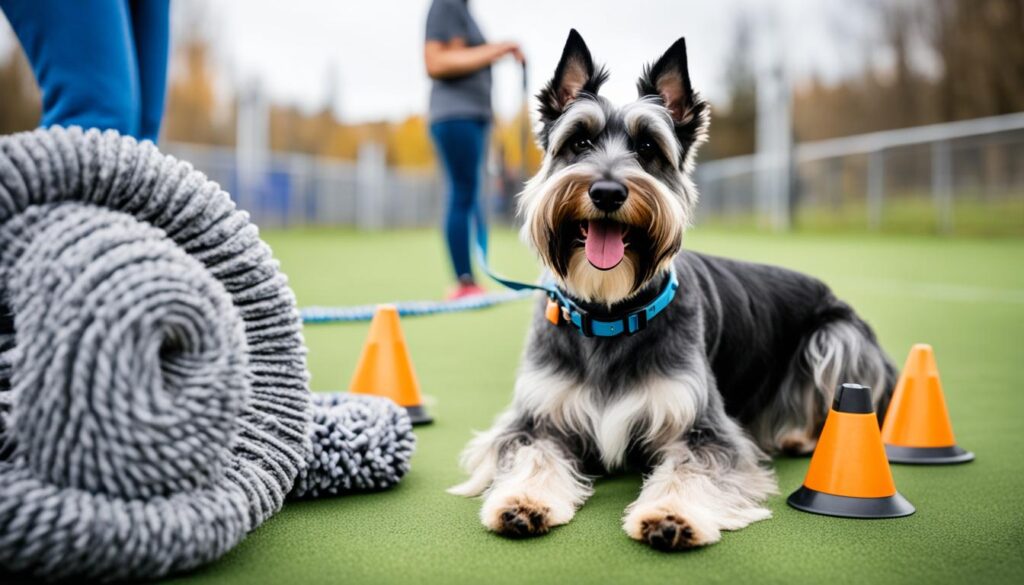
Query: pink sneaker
447 283 487 300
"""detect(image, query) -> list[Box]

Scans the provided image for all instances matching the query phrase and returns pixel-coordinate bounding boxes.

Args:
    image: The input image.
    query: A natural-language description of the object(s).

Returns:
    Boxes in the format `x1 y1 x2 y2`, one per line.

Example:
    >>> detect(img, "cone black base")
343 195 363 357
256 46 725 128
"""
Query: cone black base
885 444 974 465
405 405 433 426
787 486 915 519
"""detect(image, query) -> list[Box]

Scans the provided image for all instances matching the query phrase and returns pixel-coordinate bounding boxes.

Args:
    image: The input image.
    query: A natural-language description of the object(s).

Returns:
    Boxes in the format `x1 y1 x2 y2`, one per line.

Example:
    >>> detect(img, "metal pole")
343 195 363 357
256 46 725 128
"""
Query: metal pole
932 140 954 235
520 60 529 183
867 150 884 231
356 142 385 230
236 79 268 219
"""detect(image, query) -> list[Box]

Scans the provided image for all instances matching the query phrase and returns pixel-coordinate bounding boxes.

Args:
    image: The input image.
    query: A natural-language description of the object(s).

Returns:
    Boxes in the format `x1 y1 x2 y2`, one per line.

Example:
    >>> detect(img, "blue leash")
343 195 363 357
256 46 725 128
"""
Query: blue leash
299 237 543 325
472 231 679 338
299 231 541 324
300 288 532 324
301 232 678 337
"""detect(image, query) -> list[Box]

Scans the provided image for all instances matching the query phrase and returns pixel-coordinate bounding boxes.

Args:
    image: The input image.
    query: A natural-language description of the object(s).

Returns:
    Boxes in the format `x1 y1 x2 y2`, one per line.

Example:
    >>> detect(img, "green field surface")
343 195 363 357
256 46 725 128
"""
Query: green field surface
163 227 1024 585
795 195 1024 236
701 194 1024 236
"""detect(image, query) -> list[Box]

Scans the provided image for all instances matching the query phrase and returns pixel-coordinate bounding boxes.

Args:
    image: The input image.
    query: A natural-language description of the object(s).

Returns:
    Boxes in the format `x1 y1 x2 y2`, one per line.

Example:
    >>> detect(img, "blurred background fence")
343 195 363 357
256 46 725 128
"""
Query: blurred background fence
166 110 1024 236
697 112 1024 235
4 0 1024 237
165 142 444 229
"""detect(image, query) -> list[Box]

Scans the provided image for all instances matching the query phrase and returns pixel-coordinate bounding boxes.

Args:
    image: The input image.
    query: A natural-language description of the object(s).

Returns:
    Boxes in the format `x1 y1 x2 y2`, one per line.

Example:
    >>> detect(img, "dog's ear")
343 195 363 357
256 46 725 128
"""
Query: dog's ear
638 37 696 124
537 30 608 134
638 38 709 163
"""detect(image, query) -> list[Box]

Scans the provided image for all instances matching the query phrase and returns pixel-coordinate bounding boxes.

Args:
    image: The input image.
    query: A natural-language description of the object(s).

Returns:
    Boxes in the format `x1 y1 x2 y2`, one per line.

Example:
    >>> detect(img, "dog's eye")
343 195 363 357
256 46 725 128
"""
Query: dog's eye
635 139 657 161
570 137 593 155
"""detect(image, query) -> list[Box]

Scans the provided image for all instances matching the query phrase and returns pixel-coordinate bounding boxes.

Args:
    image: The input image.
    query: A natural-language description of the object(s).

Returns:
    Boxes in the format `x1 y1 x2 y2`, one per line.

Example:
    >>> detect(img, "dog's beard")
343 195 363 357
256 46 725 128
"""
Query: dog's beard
519 163 688 306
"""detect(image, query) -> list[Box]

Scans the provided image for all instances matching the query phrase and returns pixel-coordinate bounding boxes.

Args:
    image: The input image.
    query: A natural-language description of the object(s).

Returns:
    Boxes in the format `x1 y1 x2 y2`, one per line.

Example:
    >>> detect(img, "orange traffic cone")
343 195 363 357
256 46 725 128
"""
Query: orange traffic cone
349 305 433 425
881 344 973 464
787 383 914 518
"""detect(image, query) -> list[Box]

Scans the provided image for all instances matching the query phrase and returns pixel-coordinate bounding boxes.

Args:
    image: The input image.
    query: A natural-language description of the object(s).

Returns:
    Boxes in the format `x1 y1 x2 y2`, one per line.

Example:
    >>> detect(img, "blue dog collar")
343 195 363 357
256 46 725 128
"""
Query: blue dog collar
551 270 679 338
474 237 678 338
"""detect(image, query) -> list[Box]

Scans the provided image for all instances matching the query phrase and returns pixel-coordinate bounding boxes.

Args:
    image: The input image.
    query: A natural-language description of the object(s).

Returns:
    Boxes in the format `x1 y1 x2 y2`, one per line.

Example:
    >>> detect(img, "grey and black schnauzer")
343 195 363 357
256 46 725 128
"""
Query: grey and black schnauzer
450 30 896 551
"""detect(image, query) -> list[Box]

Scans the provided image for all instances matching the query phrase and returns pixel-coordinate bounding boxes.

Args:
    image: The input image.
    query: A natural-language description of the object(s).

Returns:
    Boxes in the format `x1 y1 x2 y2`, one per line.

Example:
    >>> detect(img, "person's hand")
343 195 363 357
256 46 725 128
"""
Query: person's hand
500 41 525 64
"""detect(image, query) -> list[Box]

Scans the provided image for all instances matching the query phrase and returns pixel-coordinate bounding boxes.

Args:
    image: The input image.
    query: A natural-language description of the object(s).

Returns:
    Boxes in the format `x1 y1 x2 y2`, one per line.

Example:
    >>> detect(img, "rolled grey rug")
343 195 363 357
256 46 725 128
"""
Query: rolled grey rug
0 128 414 582
291 393 416 498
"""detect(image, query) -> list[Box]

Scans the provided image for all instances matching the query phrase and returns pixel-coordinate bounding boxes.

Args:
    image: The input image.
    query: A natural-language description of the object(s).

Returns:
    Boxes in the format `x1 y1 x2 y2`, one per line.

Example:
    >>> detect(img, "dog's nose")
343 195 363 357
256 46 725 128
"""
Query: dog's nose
588 180 627 213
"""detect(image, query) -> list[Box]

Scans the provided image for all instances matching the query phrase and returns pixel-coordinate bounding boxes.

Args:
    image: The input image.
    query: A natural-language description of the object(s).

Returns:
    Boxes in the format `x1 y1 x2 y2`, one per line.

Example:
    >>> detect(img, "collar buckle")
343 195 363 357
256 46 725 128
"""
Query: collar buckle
623 307 649 335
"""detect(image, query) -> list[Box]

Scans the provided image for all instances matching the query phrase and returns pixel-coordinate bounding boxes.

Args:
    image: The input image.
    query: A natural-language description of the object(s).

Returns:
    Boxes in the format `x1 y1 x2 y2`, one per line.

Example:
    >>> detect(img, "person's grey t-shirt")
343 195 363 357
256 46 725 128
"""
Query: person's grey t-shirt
425 0 492 123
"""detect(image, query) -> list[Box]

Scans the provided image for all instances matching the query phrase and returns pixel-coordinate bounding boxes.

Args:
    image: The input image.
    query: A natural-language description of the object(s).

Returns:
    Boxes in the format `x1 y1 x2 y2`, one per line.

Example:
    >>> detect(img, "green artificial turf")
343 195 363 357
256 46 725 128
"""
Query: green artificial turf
164 227 1024 585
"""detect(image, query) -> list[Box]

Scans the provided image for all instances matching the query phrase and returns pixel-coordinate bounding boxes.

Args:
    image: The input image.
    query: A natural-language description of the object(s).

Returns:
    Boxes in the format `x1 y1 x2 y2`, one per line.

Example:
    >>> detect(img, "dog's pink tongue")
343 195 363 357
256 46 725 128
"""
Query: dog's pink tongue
584 220 626 270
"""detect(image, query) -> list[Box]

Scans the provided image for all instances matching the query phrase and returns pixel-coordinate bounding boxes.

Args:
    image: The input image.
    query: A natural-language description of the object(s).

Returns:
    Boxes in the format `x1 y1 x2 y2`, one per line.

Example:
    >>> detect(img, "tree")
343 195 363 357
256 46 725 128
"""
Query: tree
705 14 757 159
929 0 1024 121
791 0 1024 143
162 1 234 145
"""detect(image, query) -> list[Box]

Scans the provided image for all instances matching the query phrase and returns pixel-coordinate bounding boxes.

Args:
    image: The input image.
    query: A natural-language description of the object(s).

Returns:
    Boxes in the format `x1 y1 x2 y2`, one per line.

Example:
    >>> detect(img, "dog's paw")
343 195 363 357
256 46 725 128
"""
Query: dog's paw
642 514 698 551
498 502 550 538
623 504 720 551
482 495 555 538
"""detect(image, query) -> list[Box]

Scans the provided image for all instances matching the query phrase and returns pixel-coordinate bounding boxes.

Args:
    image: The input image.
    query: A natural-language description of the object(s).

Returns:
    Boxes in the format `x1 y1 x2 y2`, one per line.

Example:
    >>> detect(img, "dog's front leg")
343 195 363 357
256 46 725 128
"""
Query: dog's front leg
623 417 777 550
449 411 592 538
450 365 594 537
482 433 591 538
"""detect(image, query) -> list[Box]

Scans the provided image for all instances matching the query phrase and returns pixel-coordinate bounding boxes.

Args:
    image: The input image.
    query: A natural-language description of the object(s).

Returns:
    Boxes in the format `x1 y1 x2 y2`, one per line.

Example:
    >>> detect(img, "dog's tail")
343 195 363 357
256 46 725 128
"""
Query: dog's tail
752 299 897 455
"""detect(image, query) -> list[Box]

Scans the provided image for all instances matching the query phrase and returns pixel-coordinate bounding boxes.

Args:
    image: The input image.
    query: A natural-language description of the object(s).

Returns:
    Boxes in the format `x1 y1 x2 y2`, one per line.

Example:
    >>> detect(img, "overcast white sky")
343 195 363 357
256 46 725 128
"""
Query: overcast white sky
2 0 882 123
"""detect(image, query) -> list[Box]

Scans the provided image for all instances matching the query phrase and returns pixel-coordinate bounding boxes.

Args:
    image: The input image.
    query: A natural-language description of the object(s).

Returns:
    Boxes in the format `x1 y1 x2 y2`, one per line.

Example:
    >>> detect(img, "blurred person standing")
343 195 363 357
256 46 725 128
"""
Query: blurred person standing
0 0 171 143
0 0 170 336
424 0 523 299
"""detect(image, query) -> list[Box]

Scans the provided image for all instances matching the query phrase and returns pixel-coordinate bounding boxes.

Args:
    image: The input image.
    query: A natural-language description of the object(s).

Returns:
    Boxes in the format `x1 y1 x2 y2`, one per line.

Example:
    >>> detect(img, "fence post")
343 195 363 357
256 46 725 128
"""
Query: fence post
236 80 269 219
356 142 386 230
932 140 954 235
867 150 884 231
287 154 311 228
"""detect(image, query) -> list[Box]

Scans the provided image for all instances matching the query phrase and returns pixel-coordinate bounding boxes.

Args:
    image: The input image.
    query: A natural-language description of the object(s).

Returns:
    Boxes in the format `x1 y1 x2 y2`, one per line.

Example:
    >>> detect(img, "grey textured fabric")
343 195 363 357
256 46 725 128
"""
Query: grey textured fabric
0 127 417 582
0 127 312 581
291 393 416 498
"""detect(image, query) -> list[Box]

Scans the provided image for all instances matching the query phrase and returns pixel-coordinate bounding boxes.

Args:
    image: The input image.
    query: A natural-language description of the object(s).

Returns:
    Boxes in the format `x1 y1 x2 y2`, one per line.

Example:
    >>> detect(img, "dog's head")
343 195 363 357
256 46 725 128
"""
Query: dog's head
519 30 708 307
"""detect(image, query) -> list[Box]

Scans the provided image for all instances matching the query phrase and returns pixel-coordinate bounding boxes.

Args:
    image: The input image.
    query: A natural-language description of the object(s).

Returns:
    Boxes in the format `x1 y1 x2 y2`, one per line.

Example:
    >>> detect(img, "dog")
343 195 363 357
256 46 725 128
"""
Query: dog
449 29 896 551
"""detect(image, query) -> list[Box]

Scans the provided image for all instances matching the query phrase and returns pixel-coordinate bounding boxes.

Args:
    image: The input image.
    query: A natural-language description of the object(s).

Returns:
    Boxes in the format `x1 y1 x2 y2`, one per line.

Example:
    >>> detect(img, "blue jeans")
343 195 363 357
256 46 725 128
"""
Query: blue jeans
1 0 170 142
430 118 490 282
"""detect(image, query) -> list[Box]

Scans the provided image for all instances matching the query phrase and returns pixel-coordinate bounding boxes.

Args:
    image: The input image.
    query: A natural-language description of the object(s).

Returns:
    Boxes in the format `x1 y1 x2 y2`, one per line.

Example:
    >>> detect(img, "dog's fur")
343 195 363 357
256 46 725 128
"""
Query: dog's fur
449 30 896 551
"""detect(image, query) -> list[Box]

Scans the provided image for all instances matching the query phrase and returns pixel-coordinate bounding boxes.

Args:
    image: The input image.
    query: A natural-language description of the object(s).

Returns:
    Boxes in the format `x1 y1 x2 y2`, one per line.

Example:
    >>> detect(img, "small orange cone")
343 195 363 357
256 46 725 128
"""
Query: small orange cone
881 344 973 464
349 305 433 425
787 383 914 518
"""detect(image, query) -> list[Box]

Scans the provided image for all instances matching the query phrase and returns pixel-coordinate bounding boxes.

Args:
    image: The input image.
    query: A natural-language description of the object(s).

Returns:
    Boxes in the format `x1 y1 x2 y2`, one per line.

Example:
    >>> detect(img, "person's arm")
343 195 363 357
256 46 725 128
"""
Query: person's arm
424 38 524 80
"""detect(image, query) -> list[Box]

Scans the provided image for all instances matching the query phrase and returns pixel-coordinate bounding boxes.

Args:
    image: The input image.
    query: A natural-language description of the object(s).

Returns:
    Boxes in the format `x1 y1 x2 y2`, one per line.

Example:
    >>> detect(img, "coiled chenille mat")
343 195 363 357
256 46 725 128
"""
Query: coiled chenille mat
0 127 415 582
